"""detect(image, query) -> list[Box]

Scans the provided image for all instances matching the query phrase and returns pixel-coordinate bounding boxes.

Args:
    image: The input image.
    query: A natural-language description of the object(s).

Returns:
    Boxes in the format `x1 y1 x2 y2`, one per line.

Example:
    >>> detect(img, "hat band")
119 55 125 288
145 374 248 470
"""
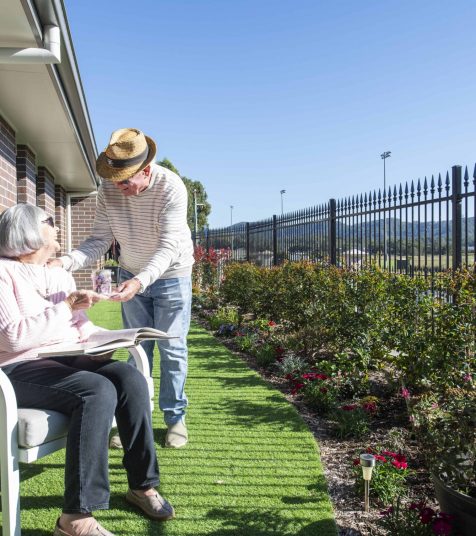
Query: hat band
105 146 149 169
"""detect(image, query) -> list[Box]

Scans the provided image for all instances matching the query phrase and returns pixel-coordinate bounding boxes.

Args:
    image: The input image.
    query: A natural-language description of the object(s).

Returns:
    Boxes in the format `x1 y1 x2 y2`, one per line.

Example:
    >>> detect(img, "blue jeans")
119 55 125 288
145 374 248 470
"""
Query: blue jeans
3 356 159 513
119 268 192 426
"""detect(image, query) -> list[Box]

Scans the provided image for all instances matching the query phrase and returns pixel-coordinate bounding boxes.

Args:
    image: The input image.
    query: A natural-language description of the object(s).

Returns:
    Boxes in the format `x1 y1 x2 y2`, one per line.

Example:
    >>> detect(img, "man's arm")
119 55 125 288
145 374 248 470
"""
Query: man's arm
133 180 189 290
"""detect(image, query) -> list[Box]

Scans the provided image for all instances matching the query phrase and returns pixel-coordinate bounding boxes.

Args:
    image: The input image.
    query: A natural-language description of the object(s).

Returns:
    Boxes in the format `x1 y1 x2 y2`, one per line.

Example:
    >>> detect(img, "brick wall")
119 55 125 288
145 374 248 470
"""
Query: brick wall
70 194 100 289
0 115 17 212
37 166 55 217
16 144 36 205
55 184 67 253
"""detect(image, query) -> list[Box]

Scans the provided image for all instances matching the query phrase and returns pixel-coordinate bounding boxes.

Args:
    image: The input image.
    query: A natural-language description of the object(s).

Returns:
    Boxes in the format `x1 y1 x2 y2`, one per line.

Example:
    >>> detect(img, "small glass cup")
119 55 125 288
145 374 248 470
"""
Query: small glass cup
91 269 112 295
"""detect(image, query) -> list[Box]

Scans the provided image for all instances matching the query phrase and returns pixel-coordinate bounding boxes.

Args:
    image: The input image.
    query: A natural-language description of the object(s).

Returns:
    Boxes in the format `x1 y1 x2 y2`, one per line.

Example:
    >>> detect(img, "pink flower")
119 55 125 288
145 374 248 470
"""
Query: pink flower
375 455 387 462
401 387 410 399
463 373 472 382
420 507 436 524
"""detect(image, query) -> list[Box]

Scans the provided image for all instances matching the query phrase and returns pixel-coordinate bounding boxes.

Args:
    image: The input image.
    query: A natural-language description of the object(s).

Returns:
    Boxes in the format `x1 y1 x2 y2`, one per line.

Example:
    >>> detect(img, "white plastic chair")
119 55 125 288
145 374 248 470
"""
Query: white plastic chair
0 345 153 536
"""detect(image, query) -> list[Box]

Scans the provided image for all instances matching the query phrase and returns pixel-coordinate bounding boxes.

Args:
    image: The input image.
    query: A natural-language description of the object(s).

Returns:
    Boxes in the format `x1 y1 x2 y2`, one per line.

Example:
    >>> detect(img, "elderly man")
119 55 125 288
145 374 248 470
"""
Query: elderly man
53 128 194 448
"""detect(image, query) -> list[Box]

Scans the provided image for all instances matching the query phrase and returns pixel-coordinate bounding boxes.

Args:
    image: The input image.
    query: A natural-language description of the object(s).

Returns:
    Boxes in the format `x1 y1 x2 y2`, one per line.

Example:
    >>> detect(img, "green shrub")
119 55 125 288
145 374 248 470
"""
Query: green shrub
209 305 240 331
330 404 371 439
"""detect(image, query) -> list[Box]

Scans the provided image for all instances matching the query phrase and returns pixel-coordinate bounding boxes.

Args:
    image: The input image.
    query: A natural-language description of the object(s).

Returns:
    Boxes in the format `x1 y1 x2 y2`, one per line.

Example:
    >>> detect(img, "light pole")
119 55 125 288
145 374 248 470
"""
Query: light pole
193 189 198 247
193 189 204 246
280 189 286 215
380 151 391 268
230 205 234 254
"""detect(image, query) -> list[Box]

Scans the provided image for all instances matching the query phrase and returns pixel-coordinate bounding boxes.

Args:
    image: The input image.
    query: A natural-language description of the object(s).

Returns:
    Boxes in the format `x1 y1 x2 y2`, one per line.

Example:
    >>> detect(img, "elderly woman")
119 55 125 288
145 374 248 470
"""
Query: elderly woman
0 204 174 536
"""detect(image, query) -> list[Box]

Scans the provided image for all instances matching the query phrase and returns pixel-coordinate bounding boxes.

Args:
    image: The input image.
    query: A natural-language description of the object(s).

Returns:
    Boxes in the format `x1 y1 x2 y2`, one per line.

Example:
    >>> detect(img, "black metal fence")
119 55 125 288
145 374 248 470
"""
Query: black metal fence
194 164 475 275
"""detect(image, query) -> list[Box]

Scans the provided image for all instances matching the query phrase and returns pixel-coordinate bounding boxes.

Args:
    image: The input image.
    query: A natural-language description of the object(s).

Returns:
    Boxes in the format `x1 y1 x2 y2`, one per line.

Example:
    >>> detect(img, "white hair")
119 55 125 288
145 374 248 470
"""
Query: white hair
0 204 48 257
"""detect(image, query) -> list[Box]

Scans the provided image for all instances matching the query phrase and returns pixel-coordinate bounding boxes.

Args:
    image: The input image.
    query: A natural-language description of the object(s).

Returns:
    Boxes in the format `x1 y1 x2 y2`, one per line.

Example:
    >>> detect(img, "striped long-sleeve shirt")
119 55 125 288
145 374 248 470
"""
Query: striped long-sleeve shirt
62 164 194 290
0 258 95 367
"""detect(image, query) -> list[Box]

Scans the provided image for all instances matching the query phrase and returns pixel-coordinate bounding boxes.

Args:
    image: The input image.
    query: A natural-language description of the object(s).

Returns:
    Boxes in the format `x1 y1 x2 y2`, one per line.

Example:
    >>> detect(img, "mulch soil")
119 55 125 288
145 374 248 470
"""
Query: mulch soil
193 314 437 536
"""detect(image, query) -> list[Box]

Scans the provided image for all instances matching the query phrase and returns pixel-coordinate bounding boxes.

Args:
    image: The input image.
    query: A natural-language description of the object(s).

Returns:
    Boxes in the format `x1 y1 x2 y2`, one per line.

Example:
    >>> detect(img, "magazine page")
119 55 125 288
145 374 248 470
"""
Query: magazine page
37 327 175 358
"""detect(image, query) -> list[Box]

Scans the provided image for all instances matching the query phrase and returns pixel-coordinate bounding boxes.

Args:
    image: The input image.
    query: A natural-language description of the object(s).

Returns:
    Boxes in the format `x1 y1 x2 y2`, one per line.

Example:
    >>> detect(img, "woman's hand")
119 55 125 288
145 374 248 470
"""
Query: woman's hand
64 290 106 311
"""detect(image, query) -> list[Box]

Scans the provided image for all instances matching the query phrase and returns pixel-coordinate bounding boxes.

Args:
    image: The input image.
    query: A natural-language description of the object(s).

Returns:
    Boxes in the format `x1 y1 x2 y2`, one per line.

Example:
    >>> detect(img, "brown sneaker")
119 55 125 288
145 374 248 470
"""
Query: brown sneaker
165 421 188 448
109 434 123 449
53 517 115 536
126 489 175 521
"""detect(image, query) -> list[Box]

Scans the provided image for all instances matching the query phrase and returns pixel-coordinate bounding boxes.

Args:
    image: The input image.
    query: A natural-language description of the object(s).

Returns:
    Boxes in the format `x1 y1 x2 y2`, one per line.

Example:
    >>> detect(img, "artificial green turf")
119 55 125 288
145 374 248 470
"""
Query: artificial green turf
6 301 337 535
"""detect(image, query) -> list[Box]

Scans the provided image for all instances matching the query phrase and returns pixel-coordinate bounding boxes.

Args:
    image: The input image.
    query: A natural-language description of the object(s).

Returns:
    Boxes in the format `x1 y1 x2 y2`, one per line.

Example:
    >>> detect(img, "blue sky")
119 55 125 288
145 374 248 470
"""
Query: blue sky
66 0 476 227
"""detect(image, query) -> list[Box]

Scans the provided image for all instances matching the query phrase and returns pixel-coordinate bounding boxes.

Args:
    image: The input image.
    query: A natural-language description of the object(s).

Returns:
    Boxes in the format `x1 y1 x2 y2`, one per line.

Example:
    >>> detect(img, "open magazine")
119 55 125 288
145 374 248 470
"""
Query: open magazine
37 328 177 358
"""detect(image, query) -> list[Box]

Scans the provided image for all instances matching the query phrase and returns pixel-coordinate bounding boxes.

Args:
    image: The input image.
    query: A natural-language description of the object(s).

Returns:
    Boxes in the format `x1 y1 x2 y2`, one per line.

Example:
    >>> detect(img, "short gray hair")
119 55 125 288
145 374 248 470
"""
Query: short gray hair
0 204 48 257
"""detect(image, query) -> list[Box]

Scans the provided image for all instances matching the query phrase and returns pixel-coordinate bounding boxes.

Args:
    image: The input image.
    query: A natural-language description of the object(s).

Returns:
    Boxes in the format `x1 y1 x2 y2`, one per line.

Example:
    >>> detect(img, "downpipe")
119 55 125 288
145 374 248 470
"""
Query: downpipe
0 25 60 63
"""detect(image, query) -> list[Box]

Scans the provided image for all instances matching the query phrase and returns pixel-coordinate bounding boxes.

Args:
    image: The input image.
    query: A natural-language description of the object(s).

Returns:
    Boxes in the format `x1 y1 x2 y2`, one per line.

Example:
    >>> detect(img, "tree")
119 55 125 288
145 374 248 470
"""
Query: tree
157 158 211 232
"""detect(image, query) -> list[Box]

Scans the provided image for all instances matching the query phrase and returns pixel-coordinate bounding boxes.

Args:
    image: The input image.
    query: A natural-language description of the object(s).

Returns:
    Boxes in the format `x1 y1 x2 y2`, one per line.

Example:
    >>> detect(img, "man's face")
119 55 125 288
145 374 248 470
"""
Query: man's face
114 167 150 196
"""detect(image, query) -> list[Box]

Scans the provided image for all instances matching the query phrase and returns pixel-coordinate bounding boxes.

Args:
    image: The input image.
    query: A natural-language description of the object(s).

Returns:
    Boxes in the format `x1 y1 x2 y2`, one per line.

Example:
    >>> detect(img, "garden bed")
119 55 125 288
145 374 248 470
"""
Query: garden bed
193 314 440 536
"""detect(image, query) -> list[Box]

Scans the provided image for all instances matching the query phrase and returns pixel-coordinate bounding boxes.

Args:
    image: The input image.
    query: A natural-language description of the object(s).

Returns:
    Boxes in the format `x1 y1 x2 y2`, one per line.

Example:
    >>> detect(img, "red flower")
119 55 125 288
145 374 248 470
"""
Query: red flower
353 458 360 466
420 507 435 524
268 321 277 327
379 506 393 516
394 453 407 463
285 373 294 380
291 383 304 395
381 450 397 458
362 402 377 413
409 501 425 511
431 518 453 535
319 387 328 394
391 459 408 470
302 372 329 381
342 404 358 411
375 455 387 462
275 346 285 356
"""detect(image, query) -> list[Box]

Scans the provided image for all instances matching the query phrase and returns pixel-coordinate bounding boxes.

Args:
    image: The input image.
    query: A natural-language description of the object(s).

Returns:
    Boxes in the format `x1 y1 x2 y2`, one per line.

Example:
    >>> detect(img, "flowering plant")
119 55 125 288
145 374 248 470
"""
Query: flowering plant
330 397 378 439
379 498 454 535
411 389 476 497
353 448 409 505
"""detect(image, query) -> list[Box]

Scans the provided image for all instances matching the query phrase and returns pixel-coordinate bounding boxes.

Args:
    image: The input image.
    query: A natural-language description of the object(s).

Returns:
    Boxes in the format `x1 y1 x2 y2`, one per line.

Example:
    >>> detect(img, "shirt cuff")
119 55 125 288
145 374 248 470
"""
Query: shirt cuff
60 255 74 271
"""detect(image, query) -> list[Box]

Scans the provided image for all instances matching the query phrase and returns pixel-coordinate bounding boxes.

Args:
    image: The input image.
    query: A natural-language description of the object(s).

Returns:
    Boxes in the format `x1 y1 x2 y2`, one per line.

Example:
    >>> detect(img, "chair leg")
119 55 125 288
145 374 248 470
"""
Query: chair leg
0 430 21 536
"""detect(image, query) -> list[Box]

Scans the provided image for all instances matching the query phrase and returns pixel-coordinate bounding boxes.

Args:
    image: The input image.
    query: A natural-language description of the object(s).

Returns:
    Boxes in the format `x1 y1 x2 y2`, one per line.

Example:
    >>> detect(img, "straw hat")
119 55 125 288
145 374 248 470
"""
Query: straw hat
96 128 157 181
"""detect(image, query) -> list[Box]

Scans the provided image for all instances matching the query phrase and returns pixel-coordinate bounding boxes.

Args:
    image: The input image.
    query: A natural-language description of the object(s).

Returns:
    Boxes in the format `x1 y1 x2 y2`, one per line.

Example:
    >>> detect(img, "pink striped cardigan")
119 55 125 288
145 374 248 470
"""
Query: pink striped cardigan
0 258 96 367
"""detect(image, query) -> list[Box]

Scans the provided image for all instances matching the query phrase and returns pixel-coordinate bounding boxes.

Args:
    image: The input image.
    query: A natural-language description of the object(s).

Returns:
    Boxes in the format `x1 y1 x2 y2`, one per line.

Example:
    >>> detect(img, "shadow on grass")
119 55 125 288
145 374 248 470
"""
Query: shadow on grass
194 507 336 536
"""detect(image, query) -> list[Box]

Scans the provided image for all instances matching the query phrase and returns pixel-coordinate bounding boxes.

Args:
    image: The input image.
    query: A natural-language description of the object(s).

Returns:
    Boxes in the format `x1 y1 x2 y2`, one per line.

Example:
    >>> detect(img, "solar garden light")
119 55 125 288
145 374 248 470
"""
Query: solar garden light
360 453 376 512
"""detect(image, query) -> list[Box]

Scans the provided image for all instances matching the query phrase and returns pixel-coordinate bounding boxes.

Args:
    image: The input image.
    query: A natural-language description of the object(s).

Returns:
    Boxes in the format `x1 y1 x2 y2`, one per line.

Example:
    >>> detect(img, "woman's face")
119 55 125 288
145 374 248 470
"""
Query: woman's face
39 214 60 257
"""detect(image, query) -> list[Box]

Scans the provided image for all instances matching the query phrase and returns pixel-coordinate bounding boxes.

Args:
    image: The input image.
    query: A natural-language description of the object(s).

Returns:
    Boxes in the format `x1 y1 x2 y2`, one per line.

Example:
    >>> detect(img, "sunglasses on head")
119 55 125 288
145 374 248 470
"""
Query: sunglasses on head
42 216 55 228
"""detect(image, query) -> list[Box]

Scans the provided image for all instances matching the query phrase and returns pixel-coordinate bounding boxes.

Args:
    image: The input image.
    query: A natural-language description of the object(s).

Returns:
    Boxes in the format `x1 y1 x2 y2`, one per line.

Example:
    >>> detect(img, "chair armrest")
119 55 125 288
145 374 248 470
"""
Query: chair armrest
0 367 20 455
0 368 19 422
127 344 154 404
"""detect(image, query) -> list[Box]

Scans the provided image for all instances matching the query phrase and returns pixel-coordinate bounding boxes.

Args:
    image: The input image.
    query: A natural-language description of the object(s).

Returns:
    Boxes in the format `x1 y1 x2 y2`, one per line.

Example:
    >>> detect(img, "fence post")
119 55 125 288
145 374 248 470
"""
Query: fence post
329 199 337 265
451 166 462 271
246 222 250 262
273 215 278 266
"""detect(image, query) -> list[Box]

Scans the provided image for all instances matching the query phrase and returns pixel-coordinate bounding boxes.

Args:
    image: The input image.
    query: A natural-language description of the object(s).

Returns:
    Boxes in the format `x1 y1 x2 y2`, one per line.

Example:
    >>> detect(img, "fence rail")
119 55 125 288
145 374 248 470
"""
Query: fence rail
194 164 475 275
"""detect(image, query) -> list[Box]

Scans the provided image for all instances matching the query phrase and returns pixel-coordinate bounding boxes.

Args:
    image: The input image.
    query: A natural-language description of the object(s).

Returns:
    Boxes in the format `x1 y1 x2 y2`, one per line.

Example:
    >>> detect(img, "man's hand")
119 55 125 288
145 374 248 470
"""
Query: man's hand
109 278 141 302
64 290 107 311
47 258 63 268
